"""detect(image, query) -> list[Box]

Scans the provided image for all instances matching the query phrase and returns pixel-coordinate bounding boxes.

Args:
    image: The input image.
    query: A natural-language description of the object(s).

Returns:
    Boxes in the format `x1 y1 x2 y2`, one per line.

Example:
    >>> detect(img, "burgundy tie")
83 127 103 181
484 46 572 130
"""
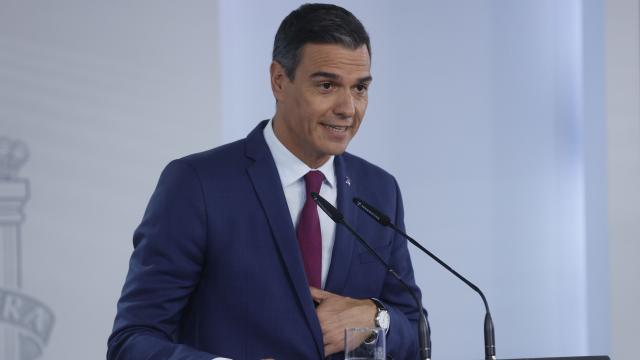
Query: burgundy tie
296 170 324 288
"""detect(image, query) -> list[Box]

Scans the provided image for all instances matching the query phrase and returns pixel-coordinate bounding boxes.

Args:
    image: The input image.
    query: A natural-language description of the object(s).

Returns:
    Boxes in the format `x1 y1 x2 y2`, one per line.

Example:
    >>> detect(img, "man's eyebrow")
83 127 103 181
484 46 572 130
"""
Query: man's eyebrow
357 75 373 83
309 72 373 83
310 71 339 80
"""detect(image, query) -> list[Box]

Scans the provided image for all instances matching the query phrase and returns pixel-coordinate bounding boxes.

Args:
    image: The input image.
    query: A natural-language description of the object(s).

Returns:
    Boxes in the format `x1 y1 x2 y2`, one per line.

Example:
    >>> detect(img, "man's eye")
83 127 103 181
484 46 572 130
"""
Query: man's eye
356 84 369 92
320 82 333 90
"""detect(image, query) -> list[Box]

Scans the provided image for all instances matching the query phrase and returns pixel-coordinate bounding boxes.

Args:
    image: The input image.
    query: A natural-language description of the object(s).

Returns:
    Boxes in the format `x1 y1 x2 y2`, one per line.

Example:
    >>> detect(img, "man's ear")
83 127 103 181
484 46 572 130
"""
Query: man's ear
270 61 289 103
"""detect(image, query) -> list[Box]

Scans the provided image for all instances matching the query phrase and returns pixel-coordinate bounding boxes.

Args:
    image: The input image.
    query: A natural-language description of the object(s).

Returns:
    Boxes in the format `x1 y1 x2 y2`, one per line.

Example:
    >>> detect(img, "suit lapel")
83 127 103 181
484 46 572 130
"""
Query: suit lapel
324 155 357 294
245 121 324 358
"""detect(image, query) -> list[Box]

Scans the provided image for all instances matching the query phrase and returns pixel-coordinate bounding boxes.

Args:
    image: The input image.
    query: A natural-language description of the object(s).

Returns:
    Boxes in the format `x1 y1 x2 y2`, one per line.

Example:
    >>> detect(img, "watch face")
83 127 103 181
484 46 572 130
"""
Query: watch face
377 310 390 330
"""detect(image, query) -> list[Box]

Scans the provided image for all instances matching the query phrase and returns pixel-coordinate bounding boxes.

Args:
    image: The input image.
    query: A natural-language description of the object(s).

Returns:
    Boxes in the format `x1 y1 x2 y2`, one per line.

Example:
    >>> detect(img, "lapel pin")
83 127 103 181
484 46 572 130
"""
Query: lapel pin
345 176 351 187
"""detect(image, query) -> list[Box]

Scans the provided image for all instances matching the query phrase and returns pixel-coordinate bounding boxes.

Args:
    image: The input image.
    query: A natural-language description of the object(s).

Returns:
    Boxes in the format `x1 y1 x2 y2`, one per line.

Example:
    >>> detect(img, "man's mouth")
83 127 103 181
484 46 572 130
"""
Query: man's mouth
321 124 350 133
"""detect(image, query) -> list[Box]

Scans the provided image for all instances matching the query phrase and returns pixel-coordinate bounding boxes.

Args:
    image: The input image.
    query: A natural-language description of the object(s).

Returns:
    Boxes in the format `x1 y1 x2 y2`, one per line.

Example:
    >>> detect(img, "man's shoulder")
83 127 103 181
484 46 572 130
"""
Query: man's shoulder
174 120 268 171
163 137 252 183
181 138 247 167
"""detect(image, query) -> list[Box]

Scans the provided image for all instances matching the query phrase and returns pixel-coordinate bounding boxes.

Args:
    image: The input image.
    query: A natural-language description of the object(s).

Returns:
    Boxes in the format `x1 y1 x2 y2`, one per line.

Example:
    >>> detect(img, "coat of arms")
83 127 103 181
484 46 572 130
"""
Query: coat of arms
0 137 55 360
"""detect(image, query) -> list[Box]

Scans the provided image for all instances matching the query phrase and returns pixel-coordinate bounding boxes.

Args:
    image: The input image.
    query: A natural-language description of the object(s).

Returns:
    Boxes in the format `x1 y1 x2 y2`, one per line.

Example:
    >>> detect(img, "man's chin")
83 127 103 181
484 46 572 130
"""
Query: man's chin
323 144 349 156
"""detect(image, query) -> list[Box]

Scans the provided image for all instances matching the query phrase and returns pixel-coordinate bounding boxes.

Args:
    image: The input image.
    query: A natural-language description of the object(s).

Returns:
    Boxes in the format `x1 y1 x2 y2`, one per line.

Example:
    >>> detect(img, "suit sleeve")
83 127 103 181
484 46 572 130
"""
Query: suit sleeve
107 160 217 360
379 178 426 359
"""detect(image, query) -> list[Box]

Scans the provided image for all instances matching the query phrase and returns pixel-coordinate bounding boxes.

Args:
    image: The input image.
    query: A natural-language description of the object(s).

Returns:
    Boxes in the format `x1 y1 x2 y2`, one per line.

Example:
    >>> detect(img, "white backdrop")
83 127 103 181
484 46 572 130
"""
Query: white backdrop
1 1 636 359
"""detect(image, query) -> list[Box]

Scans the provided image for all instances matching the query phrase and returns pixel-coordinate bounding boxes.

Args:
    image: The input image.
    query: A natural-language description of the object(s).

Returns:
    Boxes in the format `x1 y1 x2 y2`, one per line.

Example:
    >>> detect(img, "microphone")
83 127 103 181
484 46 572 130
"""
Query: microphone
353 197 496 360
310 192 431 360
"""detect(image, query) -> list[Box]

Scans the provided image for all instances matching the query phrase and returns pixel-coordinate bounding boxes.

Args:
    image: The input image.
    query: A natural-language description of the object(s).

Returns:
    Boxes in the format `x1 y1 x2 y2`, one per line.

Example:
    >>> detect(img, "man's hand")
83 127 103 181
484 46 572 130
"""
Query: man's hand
309 286 377 356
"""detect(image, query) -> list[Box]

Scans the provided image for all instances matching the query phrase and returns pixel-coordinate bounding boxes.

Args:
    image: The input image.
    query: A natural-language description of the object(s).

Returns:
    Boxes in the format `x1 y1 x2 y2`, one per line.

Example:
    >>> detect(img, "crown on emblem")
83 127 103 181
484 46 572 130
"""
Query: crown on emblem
0 137 29 179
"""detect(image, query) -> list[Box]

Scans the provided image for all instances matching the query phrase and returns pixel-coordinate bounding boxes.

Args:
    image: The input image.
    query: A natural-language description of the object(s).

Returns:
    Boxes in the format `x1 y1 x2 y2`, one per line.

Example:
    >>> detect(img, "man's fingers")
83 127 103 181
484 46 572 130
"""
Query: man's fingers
322 326 348 356
325 343 342 357
324 337 344 357
315 296 378 356
309 286 332 302
313 292 377 356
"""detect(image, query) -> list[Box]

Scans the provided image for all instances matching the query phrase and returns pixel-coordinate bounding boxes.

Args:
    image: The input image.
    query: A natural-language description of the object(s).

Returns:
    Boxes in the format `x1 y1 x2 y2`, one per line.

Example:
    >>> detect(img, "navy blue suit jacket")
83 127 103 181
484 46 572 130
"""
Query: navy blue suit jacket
108 121 424 359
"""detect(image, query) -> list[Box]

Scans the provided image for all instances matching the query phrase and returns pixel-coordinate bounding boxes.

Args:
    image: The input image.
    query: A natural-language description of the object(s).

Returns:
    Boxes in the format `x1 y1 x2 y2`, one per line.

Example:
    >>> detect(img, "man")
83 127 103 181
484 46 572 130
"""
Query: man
108 4 424 359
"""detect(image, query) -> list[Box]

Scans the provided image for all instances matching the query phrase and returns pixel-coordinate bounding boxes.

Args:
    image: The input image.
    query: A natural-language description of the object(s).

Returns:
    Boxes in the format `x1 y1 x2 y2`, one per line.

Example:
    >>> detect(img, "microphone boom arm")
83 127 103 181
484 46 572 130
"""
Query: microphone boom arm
354 197 496 360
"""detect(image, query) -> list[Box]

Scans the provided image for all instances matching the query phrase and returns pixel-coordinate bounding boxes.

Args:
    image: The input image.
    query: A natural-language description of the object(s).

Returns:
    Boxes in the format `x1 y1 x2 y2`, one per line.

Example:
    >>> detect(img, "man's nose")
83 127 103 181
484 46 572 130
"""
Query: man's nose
333 88 355 119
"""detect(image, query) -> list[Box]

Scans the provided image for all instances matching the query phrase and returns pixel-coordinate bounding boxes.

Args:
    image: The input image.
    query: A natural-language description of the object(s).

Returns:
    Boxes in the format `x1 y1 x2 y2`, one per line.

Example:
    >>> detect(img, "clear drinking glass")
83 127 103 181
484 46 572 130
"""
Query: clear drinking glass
344 327 386 360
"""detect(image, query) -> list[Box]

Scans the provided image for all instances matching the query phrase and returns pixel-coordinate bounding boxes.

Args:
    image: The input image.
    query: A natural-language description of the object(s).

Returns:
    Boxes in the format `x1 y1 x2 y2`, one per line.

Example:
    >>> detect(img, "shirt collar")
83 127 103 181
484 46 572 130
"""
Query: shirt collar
263 119 336 188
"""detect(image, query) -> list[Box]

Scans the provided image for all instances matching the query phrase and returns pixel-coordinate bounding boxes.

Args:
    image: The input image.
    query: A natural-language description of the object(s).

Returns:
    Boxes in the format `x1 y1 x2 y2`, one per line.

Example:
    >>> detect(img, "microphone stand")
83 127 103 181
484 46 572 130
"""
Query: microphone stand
354 197 495 360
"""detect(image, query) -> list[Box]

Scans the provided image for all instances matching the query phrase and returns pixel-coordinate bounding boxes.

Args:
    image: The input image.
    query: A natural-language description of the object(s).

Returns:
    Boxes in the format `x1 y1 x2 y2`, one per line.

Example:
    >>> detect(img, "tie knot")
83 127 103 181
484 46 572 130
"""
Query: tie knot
304 170 324 194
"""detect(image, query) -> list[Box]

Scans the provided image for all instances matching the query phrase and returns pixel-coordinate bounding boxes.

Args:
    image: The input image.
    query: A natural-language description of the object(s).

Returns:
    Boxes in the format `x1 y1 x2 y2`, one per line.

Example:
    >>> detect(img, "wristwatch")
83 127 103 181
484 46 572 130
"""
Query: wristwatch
370 298 390 334
365 298 390 344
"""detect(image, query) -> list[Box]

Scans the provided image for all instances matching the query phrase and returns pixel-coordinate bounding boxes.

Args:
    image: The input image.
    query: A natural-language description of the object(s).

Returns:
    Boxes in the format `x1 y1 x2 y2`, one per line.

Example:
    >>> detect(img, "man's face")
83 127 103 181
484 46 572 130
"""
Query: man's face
271 43 372 168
